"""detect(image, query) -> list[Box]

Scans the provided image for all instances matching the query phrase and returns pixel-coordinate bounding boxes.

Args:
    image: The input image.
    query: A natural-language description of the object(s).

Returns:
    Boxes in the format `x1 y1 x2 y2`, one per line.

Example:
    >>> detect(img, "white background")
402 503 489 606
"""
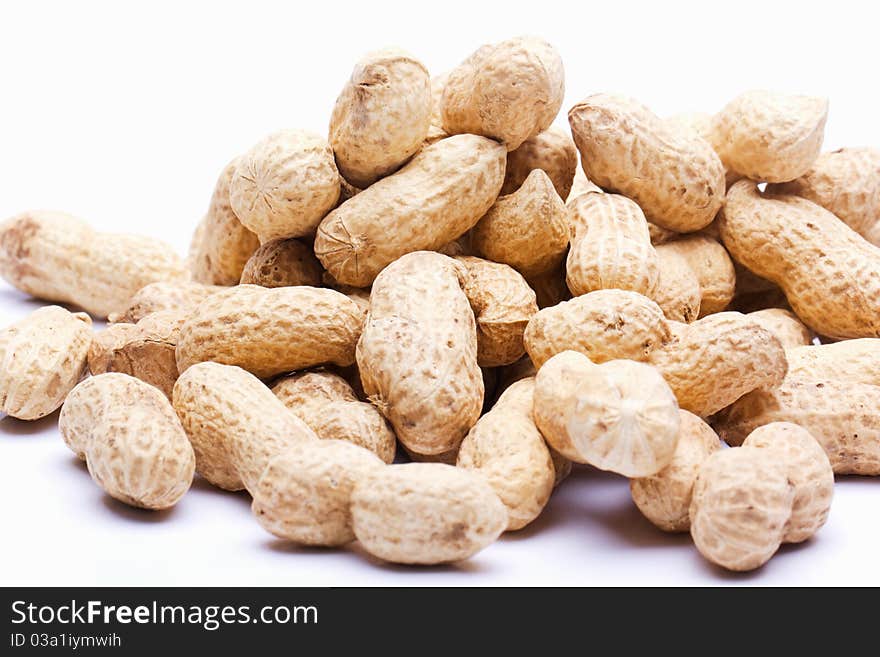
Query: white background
1 0 878 586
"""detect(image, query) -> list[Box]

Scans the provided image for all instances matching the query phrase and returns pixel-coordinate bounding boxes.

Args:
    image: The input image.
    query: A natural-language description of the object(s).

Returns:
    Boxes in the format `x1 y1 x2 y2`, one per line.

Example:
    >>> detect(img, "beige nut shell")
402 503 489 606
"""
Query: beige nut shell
658 235 736 317
239 238 323 287
786 339 880 386
501 126 578 199
230 129 340 241
109 281 223 325
252 440 384 546
441 36 564 151
0 306 92 420
59 373 194 509
457 378 555 531
0 210 188 319
351 463 508 565
176 285 363 380
315 134 506 287
172 362 317 492
746 309 813 349
720 180 880 339
454 256 539 367
569 93 725 232
356 252 483 456
329 48 431 188
652 245 702 322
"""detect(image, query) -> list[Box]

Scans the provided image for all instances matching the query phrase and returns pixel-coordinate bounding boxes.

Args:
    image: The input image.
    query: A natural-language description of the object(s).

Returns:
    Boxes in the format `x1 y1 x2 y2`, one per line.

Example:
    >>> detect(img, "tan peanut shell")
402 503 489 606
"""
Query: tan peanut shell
746 308 813 348
454 256 538 367
742 423 834 543
566 168 603 204
329 48 431 188
350 463 507 565
176 285 363 380
569 93 725 232
533 351 681 477
767 147 880 245
239 238 323 287
786 339 880 386
471 169 569 278
252 440 384 546
457 378 555 530
272 371 396 463
108 281 224 324
0 306 91 420
188 158 260 285
356 252 483 455
314 134 506 287
230 129 340 241
648 222 679 246
630 410 721 532
501 126 578 199
710 90 828 183
565 192 659 298
652 245 701 322
425 72 449 144
720 180 880 338
59 373 194 509
441 36 564 151
665 111 740 188
172 362 317 492
658 235 736 316
714 378 880 475
0 210 188 318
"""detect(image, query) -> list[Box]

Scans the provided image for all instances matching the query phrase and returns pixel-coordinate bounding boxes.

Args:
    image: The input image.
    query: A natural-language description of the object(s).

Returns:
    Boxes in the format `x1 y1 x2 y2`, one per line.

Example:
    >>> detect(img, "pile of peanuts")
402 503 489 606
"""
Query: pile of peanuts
1 36 878 573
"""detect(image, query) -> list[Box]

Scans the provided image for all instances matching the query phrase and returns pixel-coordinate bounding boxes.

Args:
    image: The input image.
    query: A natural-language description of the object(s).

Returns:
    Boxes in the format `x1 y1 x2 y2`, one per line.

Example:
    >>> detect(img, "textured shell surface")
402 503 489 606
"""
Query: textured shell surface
59 373 194 510
350 463 507 565
230 129 341 241
720 180 880 339
659 235 736 316
710 90 829 183
0 210 188 318
786 339 880 386
172 362 317 492
329 48 432 188
454 256 538 367
425 72 449 144
314 134 506 287
272 370 357 415
239 238 323 287
441 36 564 151
457 378 555 530
652 245 702 322
569 93 725 232
501 126 578 199
0 305 92 420
471 169 569 278
176 285 363 379
109 281 224 324
746 308 813 349
252 440 384 546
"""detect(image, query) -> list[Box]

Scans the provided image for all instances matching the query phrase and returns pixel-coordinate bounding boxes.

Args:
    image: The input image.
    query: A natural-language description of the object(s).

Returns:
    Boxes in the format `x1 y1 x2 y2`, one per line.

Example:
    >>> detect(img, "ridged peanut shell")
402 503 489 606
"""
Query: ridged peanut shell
108 281 224 324
786 339 880 386
239 238 323 287
501 126 578 199
659 235 736 316
652 245 702 322
746 309 813 349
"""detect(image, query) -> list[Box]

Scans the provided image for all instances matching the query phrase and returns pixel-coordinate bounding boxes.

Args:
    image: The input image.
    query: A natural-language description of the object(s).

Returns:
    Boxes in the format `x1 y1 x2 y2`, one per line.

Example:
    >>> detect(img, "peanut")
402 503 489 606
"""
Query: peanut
108 281 223 325
657 235 736 317
425 72 449 144
239 238 323 288
746 308 813 349
500 126 578 199
652 245 702 322
786 339 880 385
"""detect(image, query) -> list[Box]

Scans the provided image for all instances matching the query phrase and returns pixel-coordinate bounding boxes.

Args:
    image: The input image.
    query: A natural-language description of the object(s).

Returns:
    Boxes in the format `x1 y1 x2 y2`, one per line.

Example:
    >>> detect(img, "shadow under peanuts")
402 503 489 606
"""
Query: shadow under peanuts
100 495 178 524
0 409 61 437
347 542 497 575
188 475 253 509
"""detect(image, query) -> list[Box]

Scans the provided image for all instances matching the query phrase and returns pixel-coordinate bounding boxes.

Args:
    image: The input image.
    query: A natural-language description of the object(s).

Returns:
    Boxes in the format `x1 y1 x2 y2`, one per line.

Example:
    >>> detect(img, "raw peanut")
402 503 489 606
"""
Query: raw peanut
350 463 507 565
713 379 880 475
720 180 880 338
425 72 449 144
569 93 725 232
501 127 578 199
747 308 813 349
172 362 317 492
657 235 736 317
0 211 188 318
230 129 340 241
0 306 91 420
525 289 671 369
356 252 482 455
252 440 384 546
710 90 828 183
108 281 224 325
59 373 194 509
786 339 880 386
549 447 572 487
565 192 659 298
329 48 431 188
525 264 571 309
314 134 505 287
176 285 363 380
767 147 880 245
629 410 722 532
533 351 680 476
441 36 564 151
689 448 795 572
742 423 834 543
665 112 740 188
454 256 538 367
652 245 702 322
565 168 602 204
272 371 396 463
648 222 679 246
457 378 555 530
239 238 323 287
188 158 260 285
88 310 184 399
470 169 568 278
